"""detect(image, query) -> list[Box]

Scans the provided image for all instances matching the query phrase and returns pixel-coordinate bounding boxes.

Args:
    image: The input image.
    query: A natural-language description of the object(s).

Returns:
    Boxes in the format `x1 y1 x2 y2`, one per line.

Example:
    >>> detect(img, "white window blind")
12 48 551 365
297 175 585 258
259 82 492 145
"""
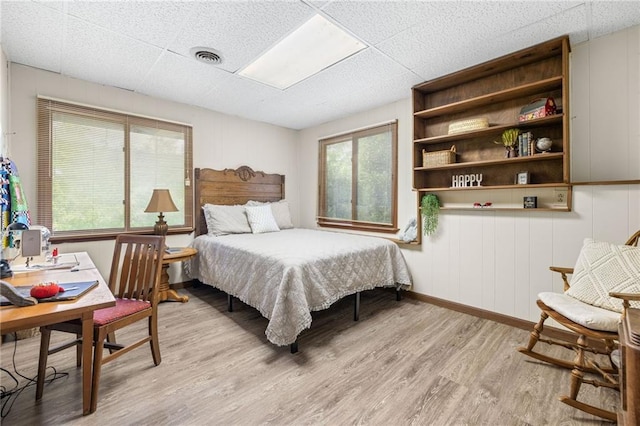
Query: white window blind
37 98 193 240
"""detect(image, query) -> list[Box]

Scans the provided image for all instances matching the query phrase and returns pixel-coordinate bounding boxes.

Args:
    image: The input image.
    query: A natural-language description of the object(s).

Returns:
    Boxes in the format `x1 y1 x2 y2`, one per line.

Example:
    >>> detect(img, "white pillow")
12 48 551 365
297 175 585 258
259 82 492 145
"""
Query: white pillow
246 200 293 229
565 238 640 313
203 204 251 236
245 205 280 234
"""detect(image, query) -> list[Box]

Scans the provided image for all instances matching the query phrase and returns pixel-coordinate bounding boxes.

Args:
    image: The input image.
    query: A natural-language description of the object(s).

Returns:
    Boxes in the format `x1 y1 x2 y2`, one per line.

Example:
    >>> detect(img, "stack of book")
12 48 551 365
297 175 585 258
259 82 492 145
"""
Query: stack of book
517 132 535 156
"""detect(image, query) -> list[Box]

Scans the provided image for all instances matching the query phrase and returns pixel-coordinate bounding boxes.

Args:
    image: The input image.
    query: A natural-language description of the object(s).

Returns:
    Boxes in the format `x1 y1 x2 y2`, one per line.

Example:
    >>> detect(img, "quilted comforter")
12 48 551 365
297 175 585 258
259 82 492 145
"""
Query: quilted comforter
185 228 412 346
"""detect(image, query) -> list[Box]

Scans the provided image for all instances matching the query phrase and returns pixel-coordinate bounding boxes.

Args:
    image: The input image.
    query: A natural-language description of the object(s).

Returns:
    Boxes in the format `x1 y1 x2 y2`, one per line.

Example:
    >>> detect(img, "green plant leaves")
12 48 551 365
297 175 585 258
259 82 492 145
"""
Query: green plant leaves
421 194 440 236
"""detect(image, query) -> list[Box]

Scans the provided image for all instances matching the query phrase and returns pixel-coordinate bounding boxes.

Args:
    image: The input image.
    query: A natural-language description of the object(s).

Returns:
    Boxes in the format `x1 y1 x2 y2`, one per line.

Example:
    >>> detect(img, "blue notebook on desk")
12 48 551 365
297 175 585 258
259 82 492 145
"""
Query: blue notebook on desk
0 281 98 306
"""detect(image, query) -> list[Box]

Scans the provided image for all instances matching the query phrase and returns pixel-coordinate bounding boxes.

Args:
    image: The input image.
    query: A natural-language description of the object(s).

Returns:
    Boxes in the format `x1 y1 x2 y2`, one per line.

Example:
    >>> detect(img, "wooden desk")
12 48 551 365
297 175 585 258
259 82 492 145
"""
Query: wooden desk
619 308 640 425
159 247 197 303
0 252 115 415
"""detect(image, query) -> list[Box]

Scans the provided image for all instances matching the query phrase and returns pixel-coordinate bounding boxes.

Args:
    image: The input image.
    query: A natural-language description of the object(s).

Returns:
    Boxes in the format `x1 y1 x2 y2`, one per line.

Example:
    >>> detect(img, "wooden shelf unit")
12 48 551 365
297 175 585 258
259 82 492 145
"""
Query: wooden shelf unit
412 36 572 214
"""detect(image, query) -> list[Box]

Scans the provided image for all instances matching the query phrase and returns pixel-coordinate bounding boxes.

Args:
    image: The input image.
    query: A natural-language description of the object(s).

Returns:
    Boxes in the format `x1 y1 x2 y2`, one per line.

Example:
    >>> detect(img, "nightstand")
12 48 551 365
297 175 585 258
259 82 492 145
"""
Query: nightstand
159 247 197 303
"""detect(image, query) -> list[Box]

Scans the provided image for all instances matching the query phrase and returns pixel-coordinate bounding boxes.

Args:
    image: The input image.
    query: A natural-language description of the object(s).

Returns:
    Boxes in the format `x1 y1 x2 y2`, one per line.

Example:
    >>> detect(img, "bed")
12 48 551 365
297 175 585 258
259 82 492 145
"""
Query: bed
185 166 412 351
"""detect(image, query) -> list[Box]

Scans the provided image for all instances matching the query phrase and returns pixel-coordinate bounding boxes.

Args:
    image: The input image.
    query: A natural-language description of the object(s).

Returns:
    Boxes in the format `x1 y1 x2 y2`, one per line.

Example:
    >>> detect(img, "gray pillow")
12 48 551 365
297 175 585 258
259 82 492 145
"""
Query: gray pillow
203 204 251 236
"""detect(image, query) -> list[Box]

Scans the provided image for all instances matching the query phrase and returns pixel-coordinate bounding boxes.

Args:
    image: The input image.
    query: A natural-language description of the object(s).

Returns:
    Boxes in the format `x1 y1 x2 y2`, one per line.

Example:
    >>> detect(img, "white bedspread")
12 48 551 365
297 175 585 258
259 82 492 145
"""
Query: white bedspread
185 228 412 346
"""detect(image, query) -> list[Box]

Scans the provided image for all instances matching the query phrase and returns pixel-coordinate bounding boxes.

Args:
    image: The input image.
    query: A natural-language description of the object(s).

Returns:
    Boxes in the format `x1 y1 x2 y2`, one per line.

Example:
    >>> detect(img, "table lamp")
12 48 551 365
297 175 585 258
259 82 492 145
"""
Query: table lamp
144 189 178 236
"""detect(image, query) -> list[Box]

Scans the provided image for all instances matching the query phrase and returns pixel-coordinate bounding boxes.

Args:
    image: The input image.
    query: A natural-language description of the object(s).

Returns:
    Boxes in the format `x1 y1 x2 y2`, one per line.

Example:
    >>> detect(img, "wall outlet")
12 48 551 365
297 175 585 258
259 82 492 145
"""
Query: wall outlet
553 188 567 206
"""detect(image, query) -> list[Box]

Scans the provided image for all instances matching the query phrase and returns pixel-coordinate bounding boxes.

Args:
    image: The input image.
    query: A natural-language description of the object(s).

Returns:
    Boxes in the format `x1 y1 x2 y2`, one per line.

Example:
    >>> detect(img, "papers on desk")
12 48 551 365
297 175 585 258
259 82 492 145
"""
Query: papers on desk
11 254 80 274
0 280 98 306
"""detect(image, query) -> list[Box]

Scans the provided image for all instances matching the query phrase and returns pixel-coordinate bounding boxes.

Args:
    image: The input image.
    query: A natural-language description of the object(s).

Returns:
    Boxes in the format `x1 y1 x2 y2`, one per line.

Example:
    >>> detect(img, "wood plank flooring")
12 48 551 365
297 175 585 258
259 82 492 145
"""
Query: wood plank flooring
0 286 618 425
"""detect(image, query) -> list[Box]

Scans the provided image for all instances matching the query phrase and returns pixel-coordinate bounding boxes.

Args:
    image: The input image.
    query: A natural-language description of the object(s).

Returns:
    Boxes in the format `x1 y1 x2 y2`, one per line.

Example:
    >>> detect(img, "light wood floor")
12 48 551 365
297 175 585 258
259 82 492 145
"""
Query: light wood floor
1 286 618 425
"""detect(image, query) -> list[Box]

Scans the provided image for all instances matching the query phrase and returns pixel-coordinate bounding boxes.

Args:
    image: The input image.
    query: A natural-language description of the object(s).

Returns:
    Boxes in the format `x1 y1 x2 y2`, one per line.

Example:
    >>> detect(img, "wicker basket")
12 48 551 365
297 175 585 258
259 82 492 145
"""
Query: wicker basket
422 145 457 168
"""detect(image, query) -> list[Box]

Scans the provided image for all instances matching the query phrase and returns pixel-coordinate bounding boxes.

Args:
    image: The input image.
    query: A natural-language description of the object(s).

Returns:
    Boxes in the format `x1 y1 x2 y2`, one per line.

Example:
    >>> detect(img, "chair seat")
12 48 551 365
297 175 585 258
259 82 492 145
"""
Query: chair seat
93 298 151 326
538 292 619 332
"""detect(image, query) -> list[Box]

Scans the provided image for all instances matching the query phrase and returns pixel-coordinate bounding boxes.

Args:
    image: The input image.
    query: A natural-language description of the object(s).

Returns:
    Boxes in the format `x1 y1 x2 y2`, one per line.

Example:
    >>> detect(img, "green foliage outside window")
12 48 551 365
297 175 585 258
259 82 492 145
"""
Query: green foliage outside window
319 121 397 232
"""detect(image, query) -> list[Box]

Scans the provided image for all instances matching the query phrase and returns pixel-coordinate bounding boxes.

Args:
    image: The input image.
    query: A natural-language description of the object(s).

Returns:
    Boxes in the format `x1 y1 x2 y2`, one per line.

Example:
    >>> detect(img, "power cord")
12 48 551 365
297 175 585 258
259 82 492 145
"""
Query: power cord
1 332 68 419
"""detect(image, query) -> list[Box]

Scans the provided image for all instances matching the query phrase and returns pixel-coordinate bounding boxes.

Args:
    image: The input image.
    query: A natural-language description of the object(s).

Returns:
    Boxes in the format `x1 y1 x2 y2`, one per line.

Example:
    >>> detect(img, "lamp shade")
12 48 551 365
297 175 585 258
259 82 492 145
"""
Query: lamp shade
144 189 178 213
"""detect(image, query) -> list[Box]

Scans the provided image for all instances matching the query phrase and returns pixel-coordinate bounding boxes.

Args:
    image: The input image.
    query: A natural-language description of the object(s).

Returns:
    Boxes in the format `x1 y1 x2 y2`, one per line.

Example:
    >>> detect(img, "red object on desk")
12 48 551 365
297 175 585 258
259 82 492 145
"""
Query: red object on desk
30 282 61 298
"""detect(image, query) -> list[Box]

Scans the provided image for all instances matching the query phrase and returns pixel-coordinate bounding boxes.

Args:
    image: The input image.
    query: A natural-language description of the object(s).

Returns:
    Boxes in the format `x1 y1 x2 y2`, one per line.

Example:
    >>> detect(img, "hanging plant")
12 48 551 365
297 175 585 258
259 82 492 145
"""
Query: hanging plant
421 194 440 236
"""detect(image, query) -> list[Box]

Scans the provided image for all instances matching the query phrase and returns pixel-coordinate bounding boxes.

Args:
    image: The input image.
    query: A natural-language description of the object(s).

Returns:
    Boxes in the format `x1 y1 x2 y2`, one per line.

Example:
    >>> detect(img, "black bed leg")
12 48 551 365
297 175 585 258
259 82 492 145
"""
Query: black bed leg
354 292 360 321
396 289 401 301
290 341 298 354
227 294 233 312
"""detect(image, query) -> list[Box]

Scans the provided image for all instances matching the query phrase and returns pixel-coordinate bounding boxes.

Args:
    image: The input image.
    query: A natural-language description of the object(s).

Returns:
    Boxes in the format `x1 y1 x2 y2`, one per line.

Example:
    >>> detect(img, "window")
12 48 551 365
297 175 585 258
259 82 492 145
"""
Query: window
36 98 193 241
318 121 398 232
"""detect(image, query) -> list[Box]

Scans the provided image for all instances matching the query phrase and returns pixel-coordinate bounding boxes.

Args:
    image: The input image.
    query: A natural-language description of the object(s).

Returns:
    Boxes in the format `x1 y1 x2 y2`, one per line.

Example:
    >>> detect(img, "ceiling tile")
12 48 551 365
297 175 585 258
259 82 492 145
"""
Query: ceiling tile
61 15 163 91
168 1 315 73
473 4 590 63
2 0 640 130
137 50 219 106
322 1 441 45
1 1 64 72
65 1 197 49
588 1 640 38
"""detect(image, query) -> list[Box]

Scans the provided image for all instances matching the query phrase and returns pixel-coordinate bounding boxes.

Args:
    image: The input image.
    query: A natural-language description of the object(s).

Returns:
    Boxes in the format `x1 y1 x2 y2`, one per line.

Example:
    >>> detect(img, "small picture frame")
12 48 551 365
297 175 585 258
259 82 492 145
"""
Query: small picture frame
523 196 538 209
515 171 529 185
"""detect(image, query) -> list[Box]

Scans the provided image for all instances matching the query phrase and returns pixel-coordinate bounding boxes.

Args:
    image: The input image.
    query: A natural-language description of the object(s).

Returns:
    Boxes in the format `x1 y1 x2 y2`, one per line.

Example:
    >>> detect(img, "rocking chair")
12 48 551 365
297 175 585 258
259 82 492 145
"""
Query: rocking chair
518 230 640 421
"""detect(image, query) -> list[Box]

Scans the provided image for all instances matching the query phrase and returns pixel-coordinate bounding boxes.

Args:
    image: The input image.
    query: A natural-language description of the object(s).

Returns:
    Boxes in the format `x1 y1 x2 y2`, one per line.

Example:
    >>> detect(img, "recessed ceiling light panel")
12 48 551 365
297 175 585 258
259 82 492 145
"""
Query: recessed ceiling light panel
239 14 367 90
190 47 223 65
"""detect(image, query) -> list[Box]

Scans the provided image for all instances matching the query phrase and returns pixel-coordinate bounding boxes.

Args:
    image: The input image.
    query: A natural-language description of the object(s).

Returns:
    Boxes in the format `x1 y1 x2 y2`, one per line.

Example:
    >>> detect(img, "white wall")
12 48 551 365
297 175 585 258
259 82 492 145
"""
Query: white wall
8 64 299 279
297 26 640 324
571 26 640 182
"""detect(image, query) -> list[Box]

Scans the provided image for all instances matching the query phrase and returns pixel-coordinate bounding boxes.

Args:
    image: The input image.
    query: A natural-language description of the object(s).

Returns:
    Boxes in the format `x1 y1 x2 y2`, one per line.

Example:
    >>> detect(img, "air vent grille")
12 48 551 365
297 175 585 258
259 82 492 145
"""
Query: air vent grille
190 47 223 65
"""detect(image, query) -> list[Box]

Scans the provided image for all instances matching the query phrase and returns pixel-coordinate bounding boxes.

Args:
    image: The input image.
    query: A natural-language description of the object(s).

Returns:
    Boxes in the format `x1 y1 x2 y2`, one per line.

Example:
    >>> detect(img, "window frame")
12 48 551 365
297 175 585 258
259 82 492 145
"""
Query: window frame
36 97 193 243
317 120 398 233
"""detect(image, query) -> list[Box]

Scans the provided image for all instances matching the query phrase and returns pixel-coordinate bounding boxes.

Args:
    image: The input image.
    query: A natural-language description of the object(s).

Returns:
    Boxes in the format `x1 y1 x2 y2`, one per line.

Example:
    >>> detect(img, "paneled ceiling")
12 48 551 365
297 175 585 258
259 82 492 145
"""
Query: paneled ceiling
2 1 639 130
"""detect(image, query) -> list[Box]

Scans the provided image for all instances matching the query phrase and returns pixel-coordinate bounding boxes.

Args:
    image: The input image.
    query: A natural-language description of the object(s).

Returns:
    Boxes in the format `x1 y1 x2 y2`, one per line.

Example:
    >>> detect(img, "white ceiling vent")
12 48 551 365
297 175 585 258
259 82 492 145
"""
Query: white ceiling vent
190 47 223 65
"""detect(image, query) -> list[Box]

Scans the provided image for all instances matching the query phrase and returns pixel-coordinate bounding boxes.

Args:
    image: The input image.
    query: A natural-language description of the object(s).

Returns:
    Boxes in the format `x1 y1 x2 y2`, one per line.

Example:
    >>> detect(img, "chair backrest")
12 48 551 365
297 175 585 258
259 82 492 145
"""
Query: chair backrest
626 230 640 247
108 234 165 302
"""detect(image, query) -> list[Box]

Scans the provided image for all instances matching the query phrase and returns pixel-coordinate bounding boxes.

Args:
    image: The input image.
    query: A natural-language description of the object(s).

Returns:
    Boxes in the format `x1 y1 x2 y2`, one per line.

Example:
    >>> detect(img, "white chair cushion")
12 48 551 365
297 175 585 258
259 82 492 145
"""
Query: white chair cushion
564 238 640 313
538 292 620 332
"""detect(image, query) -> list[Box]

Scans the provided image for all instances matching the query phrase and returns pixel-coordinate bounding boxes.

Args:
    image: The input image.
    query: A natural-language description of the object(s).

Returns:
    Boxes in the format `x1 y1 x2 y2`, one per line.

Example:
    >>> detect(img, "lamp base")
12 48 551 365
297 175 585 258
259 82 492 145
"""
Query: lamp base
154 213 168 236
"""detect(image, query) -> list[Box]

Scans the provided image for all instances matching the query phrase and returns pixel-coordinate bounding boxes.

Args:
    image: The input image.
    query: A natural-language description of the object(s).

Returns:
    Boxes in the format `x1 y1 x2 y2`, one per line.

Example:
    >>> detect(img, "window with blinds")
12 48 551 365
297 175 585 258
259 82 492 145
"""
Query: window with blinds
317 121 398 233
36 98 193 241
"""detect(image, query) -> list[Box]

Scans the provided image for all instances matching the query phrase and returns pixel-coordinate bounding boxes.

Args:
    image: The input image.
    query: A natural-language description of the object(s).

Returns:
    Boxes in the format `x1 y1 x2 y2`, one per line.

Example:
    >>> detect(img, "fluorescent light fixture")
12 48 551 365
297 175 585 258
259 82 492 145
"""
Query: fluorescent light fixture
239 14 367 90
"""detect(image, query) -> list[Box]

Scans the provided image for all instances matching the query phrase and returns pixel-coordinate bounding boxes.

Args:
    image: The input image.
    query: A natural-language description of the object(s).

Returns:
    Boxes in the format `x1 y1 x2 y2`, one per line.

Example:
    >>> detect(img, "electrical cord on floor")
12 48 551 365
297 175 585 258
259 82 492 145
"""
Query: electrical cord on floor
1 332 68 419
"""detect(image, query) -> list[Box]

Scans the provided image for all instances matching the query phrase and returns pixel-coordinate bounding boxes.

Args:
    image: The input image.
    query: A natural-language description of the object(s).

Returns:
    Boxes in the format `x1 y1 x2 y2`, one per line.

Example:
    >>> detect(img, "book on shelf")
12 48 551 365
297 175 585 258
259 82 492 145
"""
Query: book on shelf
528 132 534 156
165 247 184 254
518 134 524 157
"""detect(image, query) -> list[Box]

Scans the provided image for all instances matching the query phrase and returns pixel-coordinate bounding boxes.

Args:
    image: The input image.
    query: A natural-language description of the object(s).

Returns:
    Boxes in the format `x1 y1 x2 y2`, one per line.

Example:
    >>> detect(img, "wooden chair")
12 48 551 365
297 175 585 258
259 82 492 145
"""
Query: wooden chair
36 234 165 413
563 293 640 422
518 230 640 421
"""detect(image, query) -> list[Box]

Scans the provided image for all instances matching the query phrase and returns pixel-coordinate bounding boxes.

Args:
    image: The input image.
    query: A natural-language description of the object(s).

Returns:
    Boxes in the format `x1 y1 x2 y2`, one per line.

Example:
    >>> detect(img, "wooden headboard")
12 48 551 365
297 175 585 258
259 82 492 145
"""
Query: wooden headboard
194 166 285 236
